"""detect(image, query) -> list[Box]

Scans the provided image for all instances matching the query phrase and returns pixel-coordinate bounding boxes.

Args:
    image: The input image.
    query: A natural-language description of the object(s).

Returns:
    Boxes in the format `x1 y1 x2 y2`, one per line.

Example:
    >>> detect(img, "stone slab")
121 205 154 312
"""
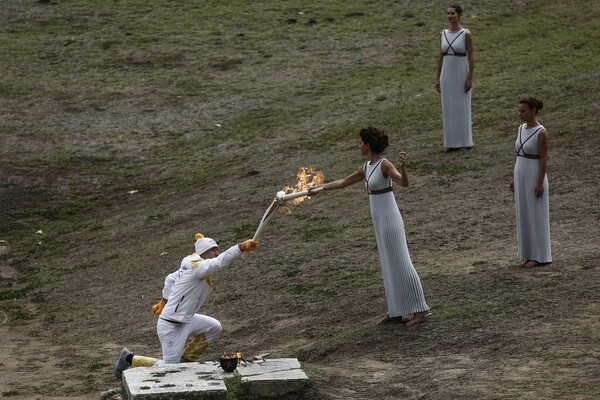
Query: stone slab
236 358 301 376
238 358 309 397
123 363 227 400
122 358 308 399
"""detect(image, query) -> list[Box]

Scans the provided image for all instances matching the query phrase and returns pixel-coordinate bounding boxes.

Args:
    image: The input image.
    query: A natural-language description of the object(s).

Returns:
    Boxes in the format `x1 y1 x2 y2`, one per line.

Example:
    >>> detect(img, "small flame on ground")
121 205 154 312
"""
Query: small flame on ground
222 351 243 359
282 166 325 210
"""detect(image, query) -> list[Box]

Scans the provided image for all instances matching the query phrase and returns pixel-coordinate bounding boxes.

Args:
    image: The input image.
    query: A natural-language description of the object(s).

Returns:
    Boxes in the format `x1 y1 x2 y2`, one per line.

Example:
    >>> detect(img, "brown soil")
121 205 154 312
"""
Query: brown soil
1 2 599 399
1 127 599 399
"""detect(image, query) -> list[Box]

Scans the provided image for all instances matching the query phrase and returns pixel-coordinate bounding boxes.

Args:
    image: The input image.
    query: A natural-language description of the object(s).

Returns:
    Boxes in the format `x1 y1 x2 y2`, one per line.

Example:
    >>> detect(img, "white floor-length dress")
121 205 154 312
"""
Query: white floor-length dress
513 124 552 263
365 159 429 317
440 28 473 148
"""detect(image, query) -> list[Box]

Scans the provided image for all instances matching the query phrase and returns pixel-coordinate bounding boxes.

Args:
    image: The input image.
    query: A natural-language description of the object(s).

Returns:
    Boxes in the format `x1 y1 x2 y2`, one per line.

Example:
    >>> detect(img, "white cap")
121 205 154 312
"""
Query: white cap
195 234 218 256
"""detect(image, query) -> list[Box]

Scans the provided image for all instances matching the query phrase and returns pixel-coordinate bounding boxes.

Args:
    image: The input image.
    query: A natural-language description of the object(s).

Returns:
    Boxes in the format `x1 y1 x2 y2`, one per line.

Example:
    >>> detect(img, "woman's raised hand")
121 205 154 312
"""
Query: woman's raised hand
399 152 408 165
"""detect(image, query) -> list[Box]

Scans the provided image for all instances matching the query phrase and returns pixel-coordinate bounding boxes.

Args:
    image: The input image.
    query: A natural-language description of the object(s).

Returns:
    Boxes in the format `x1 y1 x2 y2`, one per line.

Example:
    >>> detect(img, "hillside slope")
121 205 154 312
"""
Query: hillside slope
1 1 598 399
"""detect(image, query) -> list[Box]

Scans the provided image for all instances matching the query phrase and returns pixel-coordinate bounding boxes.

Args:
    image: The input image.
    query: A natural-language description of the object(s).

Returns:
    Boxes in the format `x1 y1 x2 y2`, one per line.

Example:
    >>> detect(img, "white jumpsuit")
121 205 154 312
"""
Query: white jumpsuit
156 245 244 363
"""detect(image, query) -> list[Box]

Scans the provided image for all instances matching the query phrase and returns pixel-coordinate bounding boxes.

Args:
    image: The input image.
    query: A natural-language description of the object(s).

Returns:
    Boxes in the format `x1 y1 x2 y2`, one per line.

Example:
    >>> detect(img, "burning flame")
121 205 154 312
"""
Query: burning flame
282 166 325 206
222 351 243 359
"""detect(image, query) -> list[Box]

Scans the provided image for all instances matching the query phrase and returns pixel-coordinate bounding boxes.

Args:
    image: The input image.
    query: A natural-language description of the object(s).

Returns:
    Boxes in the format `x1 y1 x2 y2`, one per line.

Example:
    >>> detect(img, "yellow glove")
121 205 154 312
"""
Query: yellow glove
240 239 259 252
151 298 167 315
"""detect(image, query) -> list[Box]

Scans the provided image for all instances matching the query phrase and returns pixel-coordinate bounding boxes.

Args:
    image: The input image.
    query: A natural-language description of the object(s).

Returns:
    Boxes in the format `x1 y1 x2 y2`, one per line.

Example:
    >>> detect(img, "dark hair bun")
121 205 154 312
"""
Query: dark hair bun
450 4 463 14
519 96 544 111
359 126 389 154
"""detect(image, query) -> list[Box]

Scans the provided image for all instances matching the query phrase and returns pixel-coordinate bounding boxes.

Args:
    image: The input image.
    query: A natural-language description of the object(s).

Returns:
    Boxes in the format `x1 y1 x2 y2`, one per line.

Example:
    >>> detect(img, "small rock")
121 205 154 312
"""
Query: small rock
100 388 123 400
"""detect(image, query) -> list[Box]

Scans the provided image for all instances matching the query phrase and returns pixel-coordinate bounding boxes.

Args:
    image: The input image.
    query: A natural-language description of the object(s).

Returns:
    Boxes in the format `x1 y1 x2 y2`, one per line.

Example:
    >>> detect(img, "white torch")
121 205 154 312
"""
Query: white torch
251 166 325 241
275 187 323 205
252 198 279 240
251 187 323 240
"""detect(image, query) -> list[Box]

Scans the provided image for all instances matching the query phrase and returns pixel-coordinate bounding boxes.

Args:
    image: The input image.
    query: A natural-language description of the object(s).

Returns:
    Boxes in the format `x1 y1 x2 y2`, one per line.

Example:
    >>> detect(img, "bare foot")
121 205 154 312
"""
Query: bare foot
522 260 541 268
407 311 432 327
377 314 405 325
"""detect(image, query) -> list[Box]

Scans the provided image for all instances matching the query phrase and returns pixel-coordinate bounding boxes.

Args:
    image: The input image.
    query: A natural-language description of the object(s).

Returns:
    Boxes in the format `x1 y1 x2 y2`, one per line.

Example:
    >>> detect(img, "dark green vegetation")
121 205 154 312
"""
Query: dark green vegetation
1 1 598 399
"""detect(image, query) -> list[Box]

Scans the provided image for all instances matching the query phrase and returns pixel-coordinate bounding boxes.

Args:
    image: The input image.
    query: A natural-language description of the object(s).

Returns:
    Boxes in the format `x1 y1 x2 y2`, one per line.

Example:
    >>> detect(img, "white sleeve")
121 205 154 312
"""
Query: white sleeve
192 245 243 279
161 270 179 300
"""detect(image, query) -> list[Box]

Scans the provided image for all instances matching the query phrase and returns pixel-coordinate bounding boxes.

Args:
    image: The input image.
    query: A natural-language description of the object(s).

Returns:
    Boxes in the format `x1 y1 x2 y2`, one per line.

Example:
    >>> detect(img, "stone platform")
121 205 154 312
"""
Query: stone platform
122 358 308 399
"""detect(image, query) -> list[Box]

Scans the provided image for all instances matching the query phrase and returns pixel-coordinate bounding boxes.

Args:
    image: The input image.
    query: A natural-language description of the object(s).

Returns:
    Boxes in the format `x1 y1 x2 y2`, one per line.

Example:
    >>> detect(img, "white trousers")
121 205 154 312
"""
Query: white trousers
156 314 222 364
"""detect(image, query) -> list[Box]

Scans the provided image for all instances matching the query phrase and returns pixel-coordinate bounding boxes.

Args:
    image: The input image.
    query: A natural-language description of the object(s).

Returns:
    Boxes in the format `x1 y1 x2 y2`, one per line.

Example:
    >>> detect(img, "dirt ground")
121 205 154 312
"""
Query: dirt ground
1 2 599 399
1 125 599 399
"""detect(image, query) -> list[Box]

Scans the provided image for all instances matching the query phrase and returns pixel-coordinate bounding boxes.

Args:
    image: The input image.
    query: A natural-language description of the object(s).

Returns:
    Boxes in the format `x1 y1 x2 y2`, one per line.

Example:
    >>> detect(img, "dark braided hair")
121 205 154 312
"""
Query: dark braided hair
519 96 544 114
359 126 389 154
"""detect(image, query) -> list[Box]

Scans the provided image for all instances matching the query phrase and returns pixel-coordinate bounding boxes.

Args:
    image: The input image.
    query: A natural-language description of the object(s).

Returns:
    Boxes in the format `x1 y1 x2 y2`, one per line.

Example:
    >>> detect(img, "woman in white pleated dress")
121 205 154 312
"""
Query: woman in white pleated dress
309 127 431 327
510 97 552 268
435 4 474 151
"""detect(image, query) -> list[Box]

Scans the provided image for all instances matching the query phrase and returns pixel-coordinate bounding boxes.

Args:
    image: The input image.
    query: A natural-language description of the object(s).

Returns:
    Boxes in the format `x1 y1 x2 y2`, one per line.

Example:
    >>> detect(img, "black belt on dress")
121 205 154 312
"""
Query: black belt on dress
368 187 393 195
443 52 466 57
160 317 182 324
517 153 540 159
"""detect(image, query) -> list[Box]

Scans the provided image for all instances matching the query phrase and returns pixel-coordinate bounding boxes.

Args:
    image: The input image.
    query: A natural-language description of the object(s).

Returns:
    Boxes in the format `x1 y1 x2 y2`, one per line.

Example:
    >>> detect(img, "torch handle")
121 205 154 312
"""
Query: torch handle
252 199 279 240
250 186 323 243
280 186 323 202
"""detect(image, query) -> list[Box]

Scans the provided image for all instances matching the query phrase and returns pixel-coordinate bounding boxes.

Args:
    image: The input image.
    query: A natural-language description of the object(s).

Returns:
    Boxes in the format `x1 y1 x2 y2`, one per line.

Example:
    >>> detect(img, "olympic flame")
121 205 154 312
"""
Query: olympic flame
282 166 325 206
251 166 325 240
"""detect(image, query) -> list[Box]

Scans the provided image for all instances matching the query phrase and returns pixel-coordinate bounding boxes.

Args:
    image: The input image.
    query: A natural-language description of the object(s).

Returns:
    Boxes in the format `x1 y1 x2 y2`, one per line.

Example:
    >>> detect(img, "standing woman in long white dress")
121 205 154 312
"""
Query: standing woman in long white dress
510 97 552 268
435 4 475 151
308 127 431 327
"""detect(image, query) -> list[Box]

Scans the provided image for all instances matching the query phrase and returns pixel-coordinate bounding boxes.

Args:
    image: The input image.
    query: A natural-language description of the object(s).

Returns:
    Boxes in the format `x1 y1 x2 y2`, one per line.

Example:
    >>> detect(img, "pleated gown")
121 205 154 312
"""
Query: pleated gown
365 159 429 317
440 29 473 148
513 124 552 263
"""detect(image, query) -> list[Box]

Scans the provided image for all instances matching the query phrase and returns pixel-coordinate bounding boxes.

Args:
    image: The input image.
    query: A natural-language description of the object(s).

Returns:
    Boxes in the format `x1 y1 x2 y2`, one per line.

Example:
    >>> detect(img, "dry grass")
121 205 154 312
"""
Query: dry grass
1 1 599 399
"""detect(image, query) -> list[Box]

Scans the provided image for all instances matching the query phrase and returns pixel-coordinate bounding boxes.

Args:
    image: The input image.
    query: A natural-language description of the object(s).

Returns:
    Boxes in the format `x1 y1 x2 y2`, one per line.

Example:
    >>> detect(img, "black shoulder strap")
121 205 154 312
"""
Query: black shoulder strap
516 125 543 156
365 159 390 194
442 29 466 55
